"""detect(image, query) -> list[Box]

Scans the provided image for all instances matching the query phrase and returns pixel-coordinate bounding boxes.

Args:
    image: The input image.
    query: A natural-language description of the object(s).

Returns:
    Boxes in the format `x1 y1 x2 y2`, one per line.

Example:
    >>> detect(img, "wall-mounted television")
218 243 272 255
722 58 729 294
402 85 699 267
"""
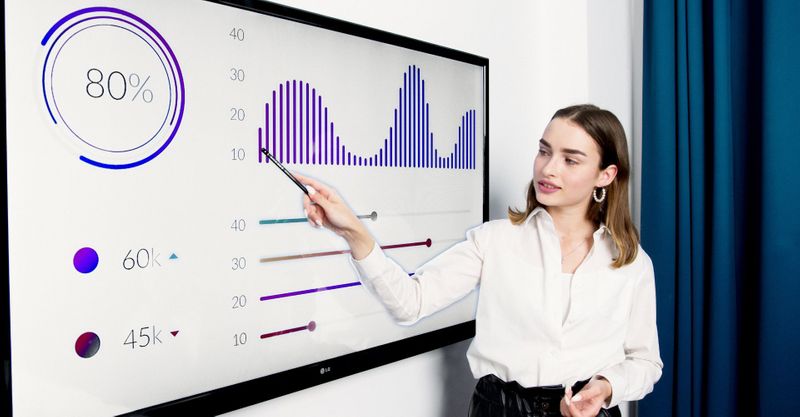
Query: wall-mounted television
2 0 488 415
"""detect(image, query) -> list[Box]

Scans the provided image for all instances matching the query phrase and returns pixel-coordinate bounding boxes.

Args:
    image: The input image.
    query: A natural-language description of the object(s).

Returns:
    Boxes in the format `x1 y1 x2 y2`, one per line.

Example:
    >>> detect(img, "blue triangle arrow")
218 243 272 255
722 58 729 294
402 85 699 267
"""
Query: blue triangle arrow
169 253 178 260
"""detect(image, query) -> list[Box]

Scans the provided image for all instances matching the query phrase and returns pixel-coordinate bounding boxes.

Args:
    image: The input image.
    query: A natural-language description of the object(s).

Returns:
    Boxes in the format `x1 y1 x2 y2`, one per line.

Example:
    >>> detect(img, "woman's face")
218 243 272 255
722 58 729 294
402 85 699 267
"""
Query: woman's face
533 117 615 209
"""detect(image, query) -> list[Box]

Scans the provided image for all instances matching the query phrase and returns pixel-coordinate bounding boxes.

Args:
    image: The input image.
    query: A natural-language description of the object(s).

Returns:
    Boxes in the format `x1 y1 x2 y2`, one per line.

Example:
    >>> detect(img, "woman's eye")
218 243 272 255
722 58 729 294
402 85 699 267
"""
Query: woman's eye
566 158 577 165
538 149 549 156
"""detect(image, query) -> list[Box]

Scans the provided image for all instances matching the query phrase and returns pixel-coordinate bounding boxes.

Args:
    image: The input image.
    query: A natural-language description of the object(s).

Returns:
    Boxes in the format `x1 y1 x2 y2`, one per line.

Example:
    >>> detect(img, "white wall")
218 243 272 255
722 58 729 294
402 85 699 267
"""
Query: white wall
224 1 638 416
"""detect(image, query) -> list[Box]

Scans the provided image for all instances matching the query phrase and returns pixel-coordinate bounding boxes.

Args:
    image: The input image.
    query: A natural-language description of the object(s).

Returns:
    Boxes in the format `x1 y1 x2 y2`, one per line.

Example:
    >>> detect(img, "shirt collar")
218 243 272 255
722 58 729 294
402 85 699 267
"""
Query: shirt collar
526 206 610 237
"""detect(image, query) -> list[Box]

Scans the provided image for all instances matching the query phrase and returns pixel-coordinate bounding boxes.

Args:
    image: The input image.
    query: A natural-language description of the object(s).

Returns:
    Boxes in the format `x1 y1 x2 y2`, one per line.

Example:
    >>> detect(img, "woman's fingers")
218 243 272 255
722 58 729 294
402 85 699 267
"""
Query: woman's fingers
561 386 573 417
567 399 583 417
293 172 334 199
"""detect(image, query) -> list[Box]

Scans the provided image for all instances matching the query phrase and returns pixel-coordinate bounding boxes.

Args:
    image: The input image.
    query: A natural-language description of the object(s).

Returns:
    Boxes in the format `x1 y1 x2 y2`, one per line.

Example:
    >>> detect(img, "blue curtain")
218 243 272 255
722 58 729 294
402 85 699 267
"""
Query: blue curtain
640 1 800 416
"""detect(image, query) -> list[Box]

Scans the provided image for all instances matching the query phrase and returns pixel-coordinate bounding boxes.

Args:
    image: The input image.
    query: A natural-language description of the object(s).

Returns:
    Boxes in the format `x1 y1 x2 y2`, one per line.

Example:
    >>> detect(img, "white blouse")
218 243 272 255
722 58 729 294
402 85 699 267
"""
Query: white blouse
350 206 663 407
561 272 573 325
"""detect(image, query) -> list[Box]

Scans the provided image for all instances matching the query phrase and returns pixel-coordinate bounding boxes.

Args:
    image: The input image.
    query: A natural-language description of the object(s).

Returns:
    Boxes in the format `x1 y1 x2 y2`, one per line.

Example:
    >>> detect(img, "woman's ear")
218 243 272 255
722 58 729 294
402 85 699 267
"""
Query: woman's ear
597 164 618 187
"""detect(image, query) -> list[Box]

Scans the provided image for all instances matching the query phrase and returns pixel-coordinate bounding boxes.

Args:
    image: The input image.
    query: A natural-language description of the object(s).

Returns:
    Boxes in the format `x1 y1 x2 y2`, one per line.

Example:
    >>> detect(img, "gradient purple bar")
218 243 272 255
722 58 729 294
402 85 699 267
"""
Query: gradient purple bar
272 92 276 159
312 88 316 164
329 122 334 164
260 281 361 301
299 80 303 164
416 66 421 168
258 128 263 163
427 104 431 168
324 108 328 165
305 82 310 164
278 84 283 162
401 76 406 167
285 81 290 162
264 104 270 164
293 80 297 164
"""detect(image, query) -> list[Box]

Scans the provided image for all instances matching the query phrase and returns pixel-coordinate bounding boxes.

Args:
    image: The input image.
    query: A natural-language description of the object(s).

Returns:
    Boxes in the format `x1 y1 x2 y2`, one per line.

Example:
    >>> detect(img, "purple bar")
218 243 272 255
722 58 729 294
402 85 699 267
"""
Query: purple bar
265 103 269 164
299 81 303 164
260 281 362 301
427 105 432 168
393 107 398 166
329 122 334 165
411 66 416 168
305 83 310 164
411 67 415 167
324 108 328 165
293 80 297 164
312 89 316 164
434 138 438 168
401 78 405 167
463 116 467 169
466 110 472 169
258 128 263 163
455 141 458 170
470 110 474 169
462 115 466 169
388 127 393 167
466 112 470 169
417 68 423 166
473 110 476 169
285 81 290 163
279 84 283 162
336 136 340 165
272 92 276 159
458 126 462 169
422 82 427 167
406 71 411 167
380 148 384 166
318 96 322 164
348 152 351 165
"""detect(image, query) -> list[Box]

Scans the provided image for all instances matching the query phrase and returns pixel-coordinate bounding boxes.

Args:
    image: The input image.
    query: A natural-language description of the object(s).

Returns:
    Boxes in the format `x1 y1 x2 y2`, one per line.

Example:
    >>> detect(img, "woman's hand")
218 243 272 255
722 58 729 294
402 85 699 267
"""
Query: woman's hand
294 173 375 260
560 376 612 417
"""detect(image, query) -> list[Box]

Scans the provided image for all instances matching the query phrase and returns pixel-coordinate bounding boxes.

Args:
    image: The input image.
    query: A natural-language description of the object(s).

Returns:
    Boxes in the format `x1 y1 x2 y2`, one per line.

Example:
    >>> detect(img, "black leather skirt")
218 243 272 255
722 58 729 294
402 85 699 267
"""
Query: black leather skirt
467 374 622 417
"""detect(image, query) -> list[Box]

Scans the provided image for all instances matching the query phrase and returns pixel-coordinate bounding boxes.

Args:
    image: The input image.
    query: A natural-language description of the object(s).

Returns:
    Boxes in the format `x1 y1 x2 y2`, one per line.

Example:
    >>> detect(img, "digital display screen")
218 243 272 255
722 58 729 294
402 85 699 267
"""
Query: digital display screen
3 1 487 415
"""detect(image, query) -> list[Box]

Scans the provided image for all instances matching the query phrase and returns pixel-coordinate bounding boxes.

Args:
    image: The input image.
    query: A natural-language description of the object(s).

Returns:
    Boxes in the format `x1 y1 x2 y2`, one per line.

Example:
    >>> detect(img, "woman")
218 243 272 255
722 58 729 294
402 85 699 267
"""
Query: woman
296 104 662 417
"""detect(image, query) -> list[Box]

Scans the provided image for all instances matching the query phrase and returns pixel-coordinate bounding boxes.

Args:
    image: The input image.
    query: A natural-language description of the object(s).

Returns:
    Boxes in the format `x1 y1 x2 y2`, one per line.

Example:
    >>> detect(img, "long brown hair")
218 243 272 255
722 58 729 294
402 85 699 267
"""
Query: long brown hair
508 104 639 268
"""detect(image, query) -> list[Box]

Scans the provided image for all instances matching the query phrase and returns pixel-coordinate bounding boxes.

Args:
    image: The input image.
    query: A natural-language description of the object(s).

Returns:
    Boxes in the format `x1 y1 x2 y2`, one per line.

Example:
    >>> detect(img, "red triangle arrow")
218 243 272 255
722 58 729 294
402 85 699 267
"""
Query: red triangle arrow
170 330 179 337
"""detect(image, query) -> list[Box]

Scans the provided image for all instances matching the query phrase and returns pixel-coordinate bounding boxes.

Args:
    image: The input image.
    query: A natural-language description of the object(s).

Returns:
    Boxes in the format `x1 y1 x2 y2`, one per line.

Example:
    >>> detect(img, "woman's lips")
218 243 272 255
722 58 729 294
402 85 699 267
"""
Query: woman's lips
536 181 561 194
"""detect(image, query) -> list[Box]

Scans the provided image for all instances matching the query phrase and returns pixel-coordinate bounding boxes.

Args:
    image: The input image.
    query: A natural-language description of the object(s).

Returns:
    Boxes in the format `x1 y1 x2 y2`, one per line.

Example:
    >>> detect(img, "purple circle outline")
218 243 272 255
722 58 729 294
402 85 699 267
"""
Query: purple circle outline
41 7 185 170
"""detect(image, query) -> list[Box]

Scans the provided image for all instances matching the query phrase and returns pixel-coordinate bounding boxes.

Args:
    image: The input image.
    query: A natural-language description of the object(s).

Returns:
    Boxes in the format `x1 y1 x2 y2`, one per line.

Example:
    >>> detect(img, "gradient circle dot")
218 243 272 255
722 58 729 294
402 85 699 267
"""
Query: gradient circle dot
307 321 317 332
75 332 101 358
73 247 99 273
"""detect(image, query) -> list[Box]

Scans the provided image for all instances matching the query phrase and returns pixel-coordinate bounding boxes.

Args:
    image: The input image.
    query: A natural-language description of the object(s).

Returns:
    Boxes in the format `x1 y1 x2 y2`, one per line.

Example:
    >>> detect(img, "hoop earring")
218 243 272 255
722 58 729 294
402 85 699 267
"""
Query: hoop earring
593 187 606 203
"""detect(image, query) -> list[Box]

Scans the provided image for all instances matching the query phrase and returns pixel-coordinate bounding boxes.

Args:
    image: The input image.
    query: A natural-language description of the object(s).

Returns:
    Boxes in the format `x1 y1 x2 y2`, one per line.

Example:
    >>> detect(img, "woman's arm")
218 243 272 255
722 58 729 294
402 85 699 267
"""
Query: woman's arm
295 173 485 324
295 172 375 260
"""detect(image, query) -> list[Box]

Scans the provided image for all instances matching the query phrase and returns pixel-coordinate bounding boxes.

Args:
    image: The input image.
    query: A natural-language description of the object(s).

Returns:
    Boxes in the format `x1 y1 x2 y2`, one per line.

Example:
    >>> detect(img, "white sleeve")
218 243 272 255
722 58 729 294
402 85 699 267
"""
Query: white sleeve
597 254 664 408
349 223 487 325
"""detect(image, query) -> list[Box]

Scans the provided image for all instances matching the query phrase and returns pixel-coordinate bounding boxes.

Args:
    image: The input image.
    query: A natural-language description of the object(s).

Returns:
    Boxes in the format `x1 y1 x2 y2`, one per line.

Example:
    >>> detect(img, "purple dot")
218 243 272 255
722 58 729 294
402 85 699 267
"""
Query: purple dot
75 332 101 358
73 247 99 274
307 321 317 332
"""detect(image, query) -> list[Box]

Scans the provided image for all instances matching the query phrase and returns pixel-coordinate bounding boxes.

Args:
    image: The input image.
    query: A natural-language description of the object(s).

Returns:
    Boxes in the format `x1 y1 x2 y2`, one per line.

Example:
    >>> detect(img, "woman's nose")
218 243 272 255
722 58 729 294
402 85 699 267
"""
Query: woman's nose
540 156 558 176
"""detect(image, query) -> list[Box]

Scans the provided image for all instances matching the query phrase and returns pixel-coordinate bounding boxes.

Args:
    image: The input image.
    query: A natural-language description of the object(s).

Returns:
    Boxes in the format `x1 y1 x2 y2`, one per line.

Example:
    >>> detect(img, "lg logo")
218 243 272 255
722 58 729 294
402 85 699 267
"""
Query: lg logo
319 366 332 375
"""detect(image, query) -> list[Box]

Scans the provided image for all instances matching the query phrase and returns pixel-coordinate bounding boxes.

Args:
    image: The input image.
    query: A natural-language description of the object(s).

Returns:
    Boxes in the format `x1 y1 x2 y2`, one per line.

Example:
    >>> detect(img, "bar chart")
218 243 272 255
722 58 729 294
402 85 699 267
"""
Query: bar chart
256 65 477 169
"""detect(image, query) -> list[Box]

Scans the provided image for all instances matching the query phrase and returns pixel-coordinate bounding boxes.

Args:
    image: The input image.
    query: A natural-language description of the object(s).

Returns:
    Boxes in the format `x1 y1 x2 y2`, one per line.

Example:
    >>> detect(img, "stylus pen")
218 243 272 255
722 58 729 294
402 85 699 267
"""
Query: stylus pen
260 148 309 195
